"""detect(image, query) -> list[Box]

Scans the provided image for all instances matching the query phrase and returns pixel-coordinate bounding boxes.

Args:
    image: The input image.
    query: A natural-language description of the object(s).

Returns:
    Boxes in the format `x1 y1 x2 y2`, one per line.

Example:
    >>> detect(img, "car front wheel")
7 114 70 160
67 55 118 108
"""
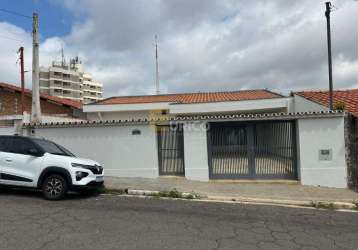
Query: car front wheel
42 174 68 200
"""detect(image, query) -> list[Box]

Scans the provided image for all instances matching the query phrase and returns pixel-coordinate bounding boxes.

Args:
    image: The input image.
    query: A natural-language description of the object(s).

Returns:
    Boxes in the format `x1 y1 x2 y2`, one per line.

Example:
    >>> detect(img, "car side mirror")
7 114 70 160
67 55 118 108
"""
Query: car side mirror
28 148 42 157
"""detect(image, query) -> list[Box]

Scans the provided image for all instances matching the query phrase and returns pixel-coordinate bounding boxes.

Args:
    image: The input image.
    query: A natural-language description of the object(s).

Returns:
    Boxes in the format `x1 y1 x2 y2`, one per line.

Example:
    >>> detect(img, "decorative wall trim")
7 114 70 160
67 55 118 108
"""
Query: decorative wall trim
23 110 345 129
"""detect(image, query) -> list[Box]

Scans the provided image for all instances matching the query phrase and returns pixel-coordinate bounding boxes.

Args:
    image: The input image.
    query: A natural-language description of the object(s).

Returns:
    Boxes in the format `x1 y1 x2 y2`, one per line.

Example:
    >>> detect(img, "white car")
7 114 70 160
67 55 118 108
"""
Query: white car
0 135 104 200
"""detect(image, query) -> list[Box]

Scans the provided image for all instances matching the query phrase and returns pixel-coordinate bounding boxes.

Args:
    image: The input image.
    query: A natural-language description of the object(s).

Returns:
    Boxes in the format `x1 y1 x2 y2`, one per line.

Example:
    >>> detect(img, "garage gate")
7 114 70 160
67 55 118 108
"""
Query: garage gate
207 121 297 180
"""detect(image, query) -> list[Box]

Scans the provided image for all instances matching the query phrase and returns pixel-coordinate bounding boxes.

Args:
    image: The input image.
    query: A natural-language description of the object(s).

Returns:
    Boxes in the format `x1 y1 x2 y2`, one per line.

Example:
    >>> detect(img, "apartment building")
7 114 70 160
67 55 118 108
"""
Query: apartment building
82 73 103 104
39 57 103 104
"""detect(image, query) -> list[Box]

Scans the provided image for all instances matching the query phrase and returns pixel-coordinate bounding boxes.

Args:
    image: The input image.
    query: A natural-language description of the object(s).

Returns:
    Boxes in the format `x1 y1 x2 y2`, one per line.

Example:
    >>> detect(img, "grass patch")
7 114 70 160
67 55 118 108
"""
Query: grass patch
313 202 336 210
185 193 196 200
152 188 200 200
97 187 200 200
98 187 126 195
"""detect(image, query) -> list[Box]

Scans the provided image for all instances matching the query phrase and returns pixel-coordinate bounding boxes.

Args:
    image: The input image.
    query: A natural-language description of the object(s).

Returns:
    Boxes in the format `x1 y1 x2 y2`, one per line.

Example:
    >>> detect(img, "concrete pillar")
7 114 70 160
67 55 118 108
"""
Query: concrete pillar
183 121 209 181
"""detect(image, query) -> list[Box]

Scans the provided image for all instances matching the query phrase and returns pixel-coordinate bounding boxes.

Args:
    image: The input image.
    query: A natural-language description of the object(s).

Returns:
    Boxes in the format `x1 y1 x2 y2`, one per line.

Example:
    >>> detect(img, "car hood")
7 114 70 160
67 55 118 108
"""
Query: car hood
45 153 101 166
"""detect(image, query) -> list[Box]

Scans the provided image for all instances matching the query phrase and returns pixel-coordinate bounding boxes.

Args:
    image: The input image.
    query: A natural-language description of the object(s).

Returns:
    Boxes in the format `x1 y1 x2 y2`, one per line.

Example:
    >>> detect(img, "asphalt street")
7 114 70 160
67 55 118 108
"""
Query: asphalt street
0 189 358 250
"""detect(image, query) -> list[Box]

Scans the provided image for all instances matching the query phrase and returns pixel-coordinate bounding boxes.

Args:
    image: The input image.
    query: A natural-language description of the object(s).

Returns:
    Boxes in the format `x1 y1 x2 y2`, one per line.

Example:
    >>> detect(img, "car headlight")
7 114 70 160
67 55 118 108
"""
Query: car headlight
71 163 103 175
71 163 89 169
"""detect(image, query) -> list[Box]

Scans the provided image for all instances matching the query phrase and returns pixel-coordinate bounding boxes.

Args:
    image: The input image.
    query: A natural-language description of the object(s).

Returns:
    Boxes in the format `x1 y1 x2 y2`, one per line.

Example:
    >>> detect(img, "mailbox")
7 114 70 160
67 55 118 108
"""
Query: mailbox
319 149 332 161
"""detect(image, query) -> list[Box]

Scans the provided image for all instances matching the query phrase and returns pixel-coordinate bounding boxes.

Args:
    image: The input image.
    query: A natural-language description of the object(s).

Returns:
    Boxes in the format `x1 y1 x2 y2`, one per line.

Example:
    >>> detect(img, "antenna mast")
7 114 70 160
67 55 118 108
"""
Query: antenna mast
61 47 65 66
155 35 159 95
325 2 334 110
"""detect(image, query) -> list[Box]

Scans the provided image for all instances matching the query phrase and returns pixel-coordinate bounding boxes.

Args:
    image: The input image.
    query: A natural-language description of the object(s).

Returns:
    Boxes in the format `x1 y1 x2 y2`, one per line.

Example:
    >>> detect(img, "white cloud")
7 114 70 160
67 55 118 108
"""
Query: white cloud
0 22 32 86
1 0 358 97
0 22 66 89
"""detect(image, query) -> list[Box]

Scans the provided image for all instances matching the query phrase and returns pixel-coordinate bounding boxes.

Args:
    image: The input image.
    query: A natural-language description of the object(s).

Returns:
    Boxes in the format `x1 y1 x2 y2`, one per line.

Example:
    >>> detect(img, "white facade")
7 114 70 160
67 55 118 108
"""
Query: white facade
0 126 15 135
86 111 153 121
20 90 352 189
84 102 170 113
297 117 347 188
84 97 292 121
25 113 348 188
31 124 159 178
171 98 292 115
293 94 328 113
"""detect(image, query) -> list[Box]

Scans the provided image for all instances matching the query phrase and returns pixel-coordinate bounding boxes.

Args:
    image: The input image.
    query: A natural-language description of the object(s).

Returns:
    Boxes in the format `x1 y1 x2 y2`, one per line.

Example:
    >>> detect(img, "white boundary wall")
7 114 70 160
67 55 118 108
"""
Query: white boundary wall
28 115 348 188
0 126 15 135
297 116 347 188
32 124 159 178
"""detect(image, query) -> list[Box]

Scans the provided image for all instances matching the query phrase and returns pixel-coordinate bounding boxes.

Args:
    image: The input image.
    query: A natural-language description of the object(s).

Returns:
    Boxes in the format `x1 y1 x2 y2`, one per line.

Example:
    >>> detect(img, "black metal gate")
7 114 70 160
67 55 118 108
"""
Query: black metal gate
157 125 185 176
208 121 297 180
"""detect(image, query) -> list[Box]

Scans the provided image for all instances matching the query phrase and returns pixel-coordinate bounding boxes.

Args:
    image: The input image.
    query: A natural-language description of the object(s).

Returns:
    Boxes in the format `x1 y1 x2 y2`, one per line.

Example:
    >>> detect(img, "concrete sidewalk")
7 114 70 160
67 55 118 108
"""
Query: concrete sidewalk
105 177 358 203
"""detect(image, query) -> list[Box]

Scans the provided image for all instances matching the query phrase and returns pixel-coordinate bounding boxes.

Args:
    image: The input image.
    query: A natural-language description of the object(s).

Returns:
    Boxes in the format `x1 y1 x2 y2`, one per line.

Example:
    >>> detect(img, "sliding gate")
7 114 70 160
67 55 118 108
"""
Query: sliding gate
157 125 185 176
208 121 297 180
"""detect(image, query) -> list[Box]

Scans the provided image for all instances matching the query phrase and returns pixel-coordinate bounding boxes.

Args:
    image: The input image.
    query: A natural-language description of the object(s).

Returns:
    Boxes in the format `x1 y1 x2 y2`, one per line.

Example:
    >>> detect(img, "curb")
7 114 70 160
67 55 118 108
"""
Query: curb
124 189 358 211
205 195 312 206
127 189 160 196
127 189 197 198
205 195 357 210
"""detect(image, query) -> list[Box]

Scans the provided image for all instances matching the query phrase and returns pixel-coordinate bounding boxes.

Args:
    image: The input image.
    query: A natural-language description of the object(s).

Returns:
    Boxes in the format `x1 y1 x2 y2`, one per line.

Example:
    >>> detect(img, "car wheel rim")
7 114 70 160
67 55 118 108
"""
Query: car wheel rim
46 178 63 197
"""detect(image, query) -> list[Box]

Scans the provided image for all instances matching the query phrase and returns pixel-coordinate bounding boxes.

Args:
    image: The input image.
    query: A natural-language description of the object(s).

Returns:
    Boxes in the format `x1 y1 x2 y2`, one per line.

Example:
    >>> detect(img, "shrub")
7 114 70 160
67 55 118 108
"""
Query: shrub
155 189 199 199
334 101 345 111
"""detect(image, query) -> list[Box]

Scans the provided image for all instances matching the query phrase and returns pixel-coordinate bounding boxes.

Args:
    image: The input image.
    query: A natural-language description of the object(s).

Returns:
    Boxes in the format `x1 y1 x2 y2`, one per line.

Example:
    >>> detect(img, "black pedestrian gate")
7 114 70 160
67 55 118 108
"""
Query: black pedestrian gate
208 121 297 180
157 125 185 176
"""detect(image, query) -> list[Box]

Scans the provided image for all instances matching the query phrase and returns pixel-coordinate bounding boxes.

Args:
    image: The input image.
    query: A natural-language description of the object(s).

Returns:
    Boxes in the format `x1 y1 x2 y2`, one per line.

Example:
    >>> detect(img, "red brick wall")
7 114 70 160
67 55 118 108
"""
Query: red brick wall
0 89 73 116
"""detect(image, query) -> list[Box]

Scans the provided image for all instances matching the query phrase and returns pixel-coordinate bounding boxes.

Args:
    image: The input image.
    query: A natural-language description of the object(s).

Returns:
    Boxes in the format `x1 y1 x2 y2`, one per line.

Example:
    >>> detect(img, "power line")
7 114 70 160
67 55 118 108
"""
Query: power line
1 8 67 36
0 8 31 19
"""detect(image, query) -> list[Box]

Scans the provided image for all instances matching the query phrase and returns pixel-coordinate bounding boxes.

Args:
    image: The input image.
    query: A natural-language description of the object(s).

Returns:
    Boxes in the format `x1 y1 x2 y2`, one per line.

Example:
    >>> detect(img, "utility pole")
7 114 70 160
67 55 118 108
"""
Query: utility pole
18 47 25 115
155 35 160 95
31 12 41 123
325 2 334 110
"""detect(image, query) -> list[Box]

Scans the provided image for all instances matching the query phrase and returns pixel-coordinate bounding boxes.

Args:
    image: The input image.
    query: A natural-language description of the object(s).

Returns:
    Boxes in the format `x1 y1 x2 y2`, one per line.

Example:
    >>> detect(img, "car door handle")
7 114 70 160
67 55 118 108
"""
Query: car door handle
5 158 12 163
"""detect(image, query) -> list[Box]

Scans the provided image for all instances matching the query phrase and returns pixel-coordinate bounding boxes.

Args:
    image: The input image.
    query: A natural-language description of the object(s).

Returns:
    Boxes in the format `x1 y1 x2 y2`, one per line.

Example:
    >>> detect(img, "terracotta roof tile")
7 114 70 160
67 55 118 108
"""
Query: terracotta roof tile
0 82 82 109
295 89 358 117
95 90 282 105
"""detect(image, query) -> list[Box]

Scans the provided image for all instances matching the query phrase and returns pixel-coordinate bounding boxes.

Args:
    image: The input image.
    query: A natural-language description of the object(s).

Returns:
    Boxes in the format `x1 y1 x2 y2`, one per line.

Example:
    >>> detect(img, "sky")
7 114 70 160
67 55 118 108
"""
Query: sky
0 0 358 97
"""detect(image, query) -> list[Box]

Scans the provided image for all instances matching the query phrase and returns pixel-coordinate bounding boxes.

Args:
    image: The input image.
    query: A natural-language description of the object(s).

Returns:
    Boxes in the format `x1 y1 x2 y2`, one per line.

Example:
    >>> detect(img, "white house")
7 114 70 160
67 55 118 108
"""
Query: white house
22 89 357 189
83 89 291 120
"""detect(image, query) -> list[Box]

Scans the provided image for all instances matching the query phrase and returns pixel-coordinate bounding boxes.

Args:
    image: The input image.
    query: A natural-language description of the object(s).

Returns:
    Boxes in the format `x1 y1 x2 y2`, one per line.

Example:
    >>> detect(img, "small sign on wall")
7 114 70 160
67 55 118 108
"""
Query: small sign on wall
319 149 332 161
132 129 141 135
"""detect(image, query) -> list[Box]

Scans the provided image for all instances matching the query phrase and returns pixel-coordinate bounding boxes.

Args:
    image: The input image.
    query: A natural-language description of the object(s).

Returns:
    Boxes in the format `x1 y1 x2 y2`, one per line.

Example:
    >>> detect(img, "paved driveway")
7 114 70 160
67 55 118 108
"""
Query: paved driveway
0 189 358 250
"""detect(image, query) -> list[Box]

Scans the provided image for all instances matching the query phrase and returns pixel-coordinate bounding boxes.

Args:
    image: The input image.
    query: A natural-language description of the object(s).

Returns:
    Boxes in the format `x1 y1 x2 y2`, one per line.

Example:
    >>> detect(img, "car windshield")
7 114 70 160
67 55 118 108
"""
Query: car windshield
33 139 75 157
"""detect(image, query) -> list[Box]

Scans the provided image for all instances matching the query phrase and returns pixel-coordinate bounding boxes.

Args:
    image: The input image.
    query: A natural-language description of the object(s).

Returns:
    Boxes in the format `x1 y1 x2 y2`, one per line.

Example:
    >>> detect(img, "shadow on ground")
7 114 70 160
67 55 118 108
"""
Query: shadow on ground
0 186 99 200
